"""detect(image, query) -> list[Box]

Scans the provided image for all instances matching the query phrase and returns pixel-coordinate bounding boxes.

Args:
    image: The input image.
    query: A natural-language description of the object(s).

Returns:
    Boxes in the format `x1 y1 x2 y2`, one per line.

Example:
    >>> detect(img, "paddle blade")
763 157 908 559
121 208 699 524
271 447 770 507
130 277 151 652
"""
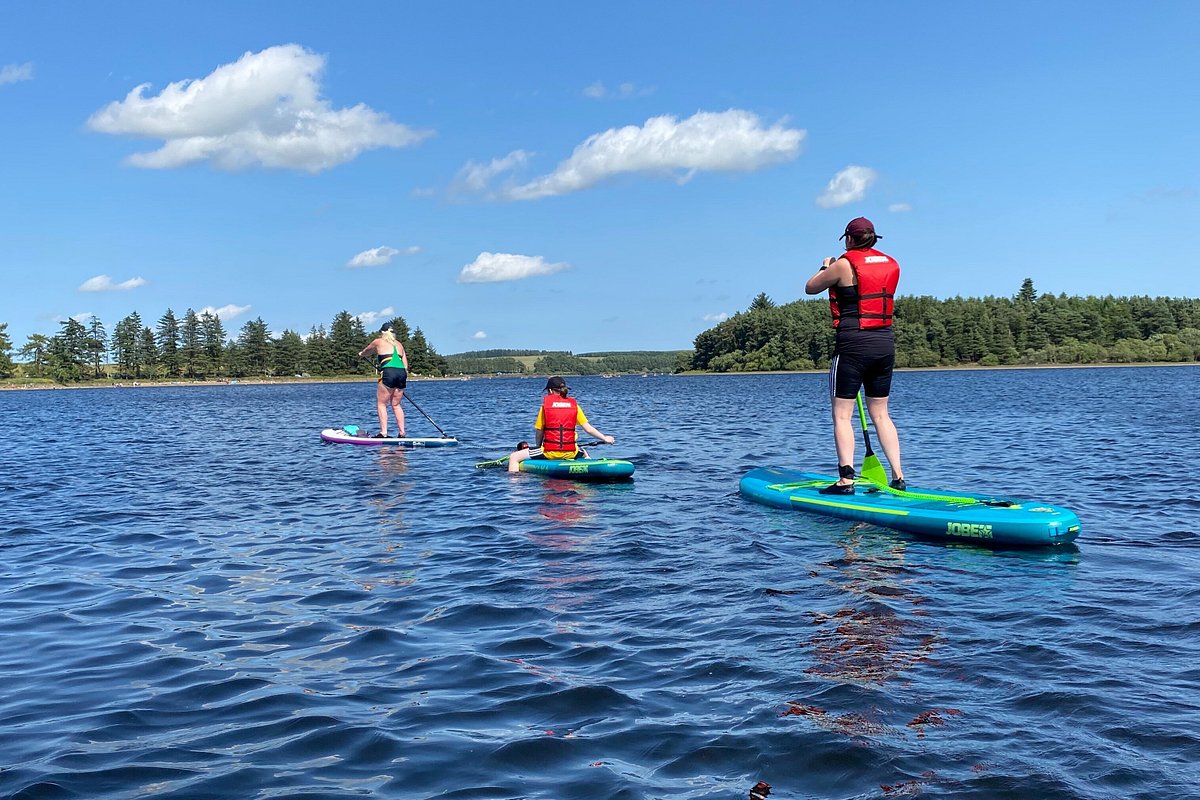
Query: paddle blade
860 452 888 485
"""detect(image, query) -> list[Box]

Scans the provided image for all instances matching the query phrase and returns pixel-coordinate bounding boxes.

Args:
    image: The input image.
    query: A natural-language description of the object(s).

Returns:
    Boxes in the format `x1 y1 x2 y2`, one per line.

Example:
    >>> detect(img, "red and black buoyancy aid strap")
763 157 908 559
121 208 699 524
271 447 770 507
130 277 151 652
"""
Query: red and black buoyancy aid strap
830 248 900 329
541 395 578 452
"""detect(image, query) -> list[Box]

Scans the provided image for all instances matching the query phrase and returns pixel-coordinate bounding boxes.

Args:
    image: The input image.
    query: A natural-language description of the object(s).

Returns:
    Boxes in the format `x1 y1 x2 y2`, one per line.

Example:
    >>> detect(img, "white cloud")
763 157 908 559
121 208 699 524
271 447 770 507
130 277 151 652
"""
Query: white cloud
582 80 649 99
69 312 94 324
457 252 570 283
816 165 877 208
472 330 487 340
450 150 533 197
462 109 804 201
199 303 252 321
0 62 34 85
888 202 912 213
356 306 395 327
78 274 147 292
86 44 432 172
345 244 415 268
703 312 730 322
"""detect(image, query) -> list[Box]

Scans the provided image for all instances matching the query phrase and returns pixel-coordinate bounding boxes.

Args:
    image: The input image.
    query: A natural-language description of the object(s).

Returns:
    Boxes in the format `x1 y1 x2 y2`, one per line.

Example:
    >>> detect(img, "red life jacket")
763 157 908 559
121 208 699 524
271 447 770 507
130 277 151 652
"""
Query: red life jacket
541 395 578 452
828 247 900 330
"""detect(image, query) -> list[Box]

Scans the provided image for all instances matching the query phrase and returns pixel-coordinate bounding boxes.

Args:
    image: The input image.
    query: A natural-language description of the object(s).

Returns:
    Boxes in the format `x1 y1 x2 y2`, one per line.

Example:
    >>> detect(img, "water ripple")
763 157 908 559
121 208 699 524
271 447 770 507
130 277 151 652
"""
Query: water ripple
2 372 1199 798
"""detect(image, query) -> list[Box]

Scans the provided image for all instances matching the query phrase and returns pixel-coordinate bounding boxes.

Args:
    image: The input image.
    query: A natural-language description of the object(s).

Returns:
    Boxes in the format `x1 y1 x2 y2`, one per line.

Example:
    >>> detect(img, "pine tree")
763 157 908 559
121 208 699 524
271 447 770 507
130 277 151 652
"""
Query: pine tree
139 327 159 377
17 333 51 378
181 309 202 378
0 323 15 378
157 309 181 377
237 317 272 375
199 311 226 377
273 329 307 376
86 316 108 377
749 292 776 312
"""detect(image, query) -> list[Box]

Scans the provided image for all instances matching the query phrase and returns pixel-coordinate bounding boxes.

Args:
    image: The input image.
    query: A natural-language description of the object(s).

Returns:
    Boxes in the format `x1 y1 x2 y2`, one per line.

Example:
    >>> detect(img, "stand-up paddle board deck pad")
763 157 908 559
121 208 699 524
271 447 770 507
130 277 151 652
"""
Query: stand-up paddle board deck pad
320 428 458 447
740 467 1079 546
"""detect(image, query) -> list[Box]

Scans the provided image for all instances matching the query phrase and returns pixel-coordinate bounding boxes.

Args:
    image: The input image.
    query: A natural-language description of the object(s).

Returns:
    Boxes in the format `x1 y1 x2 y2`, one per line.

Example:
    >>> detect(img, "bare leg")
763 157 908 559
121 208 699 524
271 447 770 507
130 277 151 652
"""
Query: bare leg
831 396 857 485
390 389 406 437
508 446 532 473
866 395 903 481
374 381 389 436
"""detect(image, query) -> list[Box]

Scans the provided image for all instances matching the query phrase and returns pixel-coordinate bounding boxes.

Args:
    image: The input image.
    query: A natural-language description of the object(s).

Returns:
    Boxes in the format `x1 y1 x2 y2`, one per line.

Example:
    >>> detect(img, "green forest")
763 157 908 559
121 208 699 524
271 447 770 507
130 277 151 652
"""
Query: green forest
688 279 1200 372
3 279 1197 383
0 309 446 382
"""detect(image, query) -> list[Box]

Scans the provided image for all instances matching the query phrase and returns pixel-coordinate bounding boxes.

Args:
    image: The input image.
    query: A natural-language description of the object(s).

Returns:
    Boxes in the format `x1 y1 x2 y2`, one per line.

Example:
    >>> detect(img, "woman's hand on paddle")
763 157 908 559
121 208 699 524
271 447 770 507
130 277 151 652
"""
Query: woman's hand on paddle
601 434 615 445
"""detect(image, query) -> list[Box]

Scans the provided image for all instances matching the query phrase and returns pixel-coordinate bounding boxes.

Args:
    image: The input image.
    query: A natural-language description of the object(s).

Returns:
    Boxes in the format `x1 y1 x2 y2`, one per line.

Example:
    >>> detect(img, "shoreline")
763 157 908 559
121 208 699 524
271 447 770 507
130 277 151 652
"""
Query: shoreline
2 360 1197 390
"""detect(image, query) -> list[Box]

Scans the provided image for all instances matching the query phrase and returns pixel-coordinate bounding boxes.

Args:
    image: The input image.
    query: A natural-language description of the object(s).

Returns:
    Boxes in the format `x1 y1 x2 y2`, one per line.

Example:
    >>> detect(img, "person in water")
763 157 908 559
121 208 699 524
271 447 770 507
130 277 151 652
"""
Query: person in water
358 322 408 438
507 376 616 473
804 217 905 494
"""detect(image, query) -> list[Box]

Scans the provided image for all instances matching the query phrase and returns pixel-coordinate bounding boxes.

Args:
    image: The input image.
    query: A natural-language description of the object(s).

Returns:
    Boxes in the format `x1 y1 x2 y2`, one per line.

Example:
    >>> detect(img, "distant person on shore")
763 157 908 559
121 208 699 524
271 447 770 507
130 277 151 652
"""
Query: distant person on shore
508 376 616 472
804 217 905 494
358 322 408 438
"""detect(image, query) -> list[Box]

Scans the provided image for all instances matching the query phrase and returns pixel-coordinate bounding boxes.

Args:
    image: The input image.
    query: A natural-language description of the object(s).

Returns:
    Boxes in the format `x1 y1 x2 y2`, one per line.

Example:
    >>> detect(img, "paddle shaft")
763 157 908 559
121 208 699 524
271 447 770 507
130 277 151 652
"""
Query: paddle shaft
855 392 875 458
404 393 452 439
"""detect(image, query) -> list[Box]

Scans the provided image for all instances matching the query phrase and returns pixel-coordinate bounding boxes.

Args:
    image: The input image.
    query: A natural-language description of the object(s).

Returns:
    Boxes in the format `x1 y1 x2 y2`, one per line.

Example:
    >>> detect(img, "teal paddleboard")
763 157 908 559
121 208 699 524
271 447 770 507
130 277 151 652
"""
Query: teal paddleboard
740 467 1080 546
518 457 634 481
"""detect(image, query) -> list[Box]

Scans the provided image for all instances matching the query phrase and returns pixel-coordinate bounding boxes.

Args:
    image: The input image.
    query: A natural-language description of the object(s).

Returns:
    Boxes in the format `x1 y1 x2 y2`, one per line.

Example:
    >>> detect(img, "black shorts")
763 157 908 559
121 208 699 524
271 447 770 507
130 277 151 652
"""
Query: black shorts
380 368 407 390
829 329 895 400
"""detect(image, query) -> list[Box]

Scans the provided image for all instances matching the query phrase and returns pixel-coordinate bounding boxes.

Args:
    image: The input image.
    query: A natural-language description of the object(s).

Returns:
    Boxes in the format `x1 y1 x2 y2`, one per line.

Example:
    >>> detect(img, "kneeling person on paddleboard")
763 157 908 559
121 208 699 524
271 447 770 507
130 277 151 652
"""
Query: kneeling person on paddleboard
358 322 408 438
804 217 906 495
508 376 615 473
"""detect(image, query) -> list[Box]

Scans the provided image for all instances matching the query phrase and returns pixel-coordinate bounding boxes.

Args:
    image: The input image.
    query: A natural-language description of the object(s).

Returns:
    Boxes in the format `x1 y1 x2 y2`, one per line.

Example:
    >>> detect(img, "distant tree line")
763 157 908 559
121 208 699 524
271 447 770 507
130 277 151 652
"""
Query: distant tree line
443 350 687 376
446 348 557 358
5 310 446 383
687 281 1200 372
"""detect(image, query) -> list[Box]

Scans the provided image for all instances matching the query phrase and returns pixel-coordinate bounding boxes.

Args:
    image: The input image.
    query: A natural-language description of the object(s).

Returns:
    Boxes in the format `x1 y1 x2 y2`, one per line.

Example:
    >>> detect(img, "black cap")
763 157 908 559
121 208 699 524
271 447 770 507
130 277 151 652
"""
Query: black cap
544 376 567 391
380 322 393 332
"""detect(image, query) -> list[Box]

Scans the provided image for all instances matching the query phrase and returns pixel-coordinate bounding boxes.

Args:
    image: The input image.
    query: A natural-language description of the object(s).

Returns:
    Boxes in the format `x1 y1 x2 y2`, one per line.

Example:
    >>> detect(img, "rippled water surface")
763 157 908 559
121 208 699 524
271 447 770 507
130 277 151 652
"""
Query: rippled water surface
2 368 1199 799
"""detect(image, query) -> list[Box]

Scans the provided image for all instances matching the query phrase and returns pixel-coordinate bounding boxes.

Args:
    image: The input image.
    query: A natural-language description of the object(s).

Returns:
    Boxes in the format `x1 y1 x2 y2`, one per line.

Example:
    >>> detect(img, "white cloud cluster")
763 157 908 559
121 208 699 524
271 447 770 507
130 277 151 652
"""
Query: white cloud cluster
703 312 730 322
888 202 912 213
356 306 395 327
79 274 146 292
0 62 34 85
472 330 487 340
463 109 804 201
457 252 570 283
199 303 252 321
86 44 432 172
816 165 877 208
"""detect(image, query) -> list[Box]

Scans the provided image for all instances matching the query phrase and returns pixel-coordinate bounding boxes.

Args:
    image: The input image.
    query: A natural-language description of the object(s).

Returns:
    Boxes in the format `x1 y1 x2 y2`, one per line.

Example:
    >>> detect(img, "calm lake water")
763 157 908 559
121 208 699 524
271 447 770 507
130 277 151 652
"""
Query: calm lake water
2 368 1199 799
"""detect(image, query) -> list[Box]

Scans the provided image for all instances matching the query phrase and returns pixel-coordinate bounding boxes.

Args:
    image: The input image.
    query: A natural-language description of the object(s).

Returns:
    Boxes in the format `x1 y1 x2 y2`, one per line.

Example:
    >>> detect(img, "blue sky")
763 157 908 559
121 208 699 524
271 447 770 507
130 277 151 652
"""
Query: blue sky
2 2 1197 354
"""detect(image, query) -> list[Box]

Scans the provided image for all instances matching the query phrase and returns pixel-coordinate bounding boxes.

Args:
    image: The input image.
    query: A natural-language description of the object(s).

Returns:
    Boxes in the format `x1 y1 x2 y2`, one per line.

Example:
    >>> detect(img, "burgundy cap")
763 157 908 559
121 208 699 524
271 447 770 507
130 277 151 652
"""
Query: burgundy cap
840 217 880 240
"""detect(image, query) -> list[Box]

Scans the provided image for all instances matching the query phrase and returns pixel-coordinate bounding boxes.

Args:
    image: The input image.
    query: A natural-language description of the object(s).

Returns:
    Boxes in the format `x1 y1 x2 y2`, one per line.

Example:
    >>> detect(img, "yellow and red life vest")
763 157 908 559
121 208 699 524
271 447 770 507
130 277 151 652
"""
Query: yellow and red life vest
829 247 900 330
541 395 578 452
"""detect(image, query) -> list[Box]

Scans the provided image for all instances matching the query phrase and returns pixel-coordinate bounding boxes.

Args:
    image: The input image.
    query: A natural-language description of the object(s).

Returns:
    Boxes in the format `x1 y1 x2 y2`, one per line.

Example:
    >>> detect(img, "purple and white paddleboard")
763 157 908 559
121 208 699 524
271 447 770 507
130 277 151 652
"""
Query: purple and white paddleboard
320 427 458 447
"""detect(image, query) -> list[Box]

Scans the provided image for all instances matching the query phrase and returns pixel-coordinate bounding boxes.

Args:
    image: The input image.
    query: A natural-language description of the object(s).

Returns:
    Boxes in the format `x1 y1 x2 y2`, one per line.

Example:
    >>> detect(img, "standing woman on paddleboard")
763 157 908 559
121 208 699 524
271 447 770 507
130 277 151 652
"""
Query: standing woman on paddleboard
804 217 906 494
358 322 408 438
508 376 615 473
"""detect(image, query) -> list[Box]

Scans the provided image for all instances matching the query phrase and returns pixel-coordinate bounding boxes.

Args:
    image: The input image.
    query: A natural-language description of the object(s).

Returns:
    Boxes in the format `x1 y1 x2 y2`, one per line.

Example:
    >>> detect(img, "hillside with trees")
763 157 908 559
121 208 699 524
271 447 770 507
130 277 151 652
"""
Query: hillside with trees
444 350 688 376
687 281 1200 372
5 309 447 383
